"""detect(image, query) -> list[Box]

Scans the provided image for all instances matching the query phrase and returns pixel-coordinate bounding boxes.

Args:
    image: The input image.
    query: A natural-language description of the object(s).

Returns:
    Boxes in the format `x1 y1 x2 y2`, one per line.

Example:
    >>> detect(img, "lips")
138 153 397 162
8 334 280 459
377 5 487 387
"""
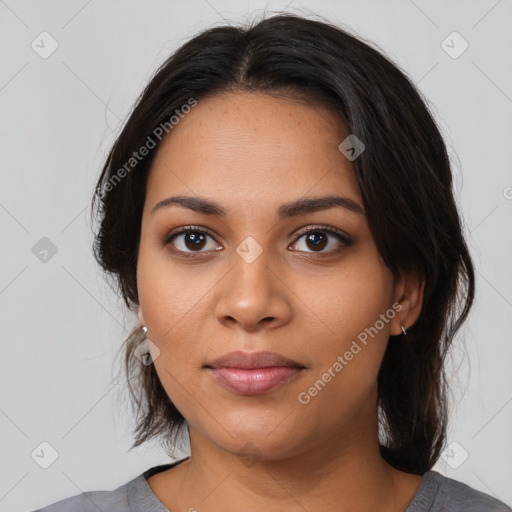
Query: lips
206 350 304 370
205 351 306 395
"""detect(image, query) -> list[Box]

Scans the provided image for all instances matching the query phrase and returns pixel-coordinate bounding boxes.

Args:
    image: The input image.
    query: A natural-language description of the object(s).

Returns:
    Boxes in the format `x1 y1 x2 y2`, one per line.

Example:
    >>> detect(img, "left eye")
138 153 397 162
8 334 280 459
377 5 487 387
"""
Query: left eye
290 227 352 254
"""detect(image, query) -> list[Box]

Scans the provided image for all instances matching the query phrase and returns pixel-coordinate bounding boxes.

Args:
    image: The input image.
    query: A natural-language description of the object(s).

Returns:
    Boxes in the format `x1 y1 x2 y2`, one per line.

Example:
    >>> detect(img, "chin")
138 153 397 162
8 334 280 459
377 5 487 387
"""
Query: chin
201 414 307 462
225 435 303 463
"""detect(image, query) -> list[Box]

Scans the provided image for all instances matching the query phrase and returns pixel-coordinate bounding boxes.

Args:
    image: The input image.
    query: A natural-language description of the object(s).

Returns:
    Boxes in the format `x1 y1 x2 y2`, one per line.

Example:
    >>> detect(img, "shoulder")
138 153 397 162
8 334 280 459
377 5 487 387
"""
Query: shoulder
29 477 134 512
28 462 177 512
29 460 184 511
414 470 512 512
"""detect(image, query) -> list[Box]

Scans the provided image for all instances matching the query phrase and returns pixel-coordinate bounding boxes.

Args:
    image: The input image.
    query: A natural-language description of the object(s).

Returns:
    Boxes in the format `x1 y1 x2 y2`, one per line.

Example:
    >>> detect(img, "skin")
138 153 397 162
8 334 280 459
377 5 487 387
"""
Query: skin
136 91 425 512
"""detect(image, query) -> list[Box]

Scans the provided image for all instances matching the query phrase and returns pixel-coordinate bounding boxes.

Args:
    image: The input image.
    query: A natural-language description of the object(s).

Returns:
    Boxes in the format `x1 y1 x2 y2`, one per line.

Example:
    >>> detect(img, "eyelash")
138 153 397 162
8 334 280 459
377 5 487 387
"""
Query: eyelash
163 224 353 259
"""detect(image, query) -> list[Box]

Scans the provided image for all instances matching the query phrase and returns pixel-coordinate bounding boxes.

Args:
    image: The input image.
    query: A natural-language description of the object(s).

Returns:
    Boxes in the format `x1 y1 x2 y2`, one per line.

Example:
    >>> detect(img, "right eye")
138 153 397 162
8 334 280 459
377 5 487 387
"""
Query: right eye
164 225 223 254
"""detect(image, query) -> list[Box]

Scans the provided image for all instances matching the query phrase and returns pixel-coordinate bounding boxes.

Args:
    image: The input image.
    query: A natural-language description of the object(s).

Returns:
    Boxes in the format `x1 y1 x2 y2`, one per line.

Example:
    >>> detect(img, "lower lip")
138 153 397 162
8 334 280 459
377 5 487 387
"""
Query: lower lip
208 367 303 395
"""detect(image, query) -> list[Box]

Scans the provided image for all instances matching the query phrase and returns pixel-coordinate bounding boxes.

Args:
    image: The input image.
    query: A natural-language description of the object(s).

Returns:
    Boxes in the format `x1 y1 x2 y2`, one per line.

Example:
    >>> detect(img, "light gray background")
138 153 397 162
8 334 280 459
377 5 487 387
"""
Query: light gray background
1 1 511 511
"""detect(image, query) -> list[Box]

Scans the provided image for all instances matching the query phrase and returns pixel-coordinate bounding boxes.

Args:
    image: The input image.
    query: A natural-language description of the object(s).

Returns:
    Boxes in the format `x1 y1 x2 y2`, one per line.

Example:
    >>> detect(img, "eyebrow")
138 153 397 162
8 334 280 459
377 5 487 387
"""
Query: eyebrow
151 194 366 218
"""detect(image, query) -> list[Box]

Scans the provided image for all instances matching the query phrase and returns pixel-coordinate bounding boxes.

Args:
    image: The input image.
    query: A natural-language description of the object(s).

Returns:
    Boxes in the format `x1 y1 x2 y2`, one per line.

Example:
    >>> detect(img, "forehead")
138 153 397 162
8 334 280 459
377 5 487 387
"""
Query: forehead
145 92 362 213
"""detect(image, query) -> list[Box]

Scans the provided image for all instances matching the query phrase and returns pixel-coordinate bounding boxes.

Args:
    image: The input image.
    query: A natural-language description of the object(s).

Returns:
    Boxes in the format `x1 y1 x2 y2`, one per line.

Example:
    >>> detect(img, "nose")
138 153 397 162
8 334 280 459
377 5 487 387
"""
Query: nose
214 247 293 332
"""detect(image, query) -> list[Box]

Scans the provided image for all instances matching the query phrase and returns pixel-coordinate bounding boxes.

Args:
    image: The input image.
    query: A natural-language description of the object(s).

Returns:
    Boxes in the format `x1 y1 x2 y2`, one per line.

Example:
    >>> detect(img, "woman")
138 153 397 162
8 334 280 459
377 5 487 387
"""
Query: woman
32 12 511 512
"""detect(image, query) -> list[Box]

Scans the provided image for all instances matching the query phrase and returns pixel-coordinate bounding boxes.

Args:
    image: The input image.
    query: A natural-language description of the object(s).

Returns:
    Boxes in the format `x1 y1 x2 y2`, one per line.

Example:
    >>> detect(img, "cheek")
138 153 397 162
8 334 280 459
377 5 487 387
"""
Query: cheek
297 247 395 390
137 240 216 349
136 254 207 415
303 248 393 345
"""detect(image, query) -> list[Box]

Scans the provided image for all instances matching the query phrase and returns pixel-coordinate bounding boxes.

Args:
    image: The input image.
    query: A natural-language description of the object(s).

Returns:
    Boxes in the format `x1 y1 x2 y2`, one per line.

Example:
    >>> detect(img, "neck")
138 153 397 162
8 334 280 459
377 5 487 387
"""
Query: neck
163 398 422 511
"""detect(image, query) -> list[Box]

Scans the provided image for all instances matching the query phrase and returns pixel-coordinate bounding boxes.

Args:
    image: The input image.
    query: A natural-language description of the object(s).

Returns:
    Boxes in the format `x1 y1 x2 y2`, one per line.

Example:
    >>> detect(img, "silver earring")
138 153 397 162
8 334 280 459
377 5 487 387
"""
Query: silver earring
400 323 407 336
136 326 153 365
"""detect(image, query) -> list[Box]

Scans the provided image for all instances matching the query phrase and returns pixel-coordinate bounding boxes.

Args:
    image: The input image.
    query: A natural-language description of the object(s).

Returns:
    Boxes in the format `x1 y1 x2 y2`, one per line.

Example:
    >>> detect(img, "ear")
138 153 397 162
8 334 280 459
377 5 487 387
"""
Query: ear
137 306 145 326
390 270 425 336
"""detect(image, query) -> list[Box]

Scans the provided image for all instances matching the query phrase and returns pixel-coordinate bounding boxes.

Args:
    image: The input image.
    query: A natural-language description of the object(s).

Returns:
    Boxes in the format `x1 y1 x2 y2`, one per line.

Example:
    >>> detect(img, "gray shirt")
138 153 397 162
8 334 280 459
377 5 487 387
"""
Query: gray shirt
30 458 511 511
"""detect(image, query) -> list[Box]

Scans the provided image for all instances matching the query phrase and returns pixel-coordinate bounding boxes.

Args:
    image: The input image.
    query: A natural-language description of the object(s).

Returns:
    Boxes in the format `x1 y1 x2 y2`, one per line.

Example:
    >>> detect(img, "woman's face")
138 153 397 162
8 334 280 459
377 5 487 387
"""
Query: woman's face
137 92 414 461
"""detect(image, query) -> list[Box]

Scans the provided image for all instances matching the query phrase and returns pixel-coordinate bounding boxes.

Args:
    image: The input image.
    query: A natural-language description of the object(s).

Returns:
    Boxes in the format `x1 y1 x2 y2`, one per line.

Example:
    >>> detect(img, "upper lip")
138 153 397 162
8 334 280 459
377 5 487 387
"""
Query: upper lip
205 351 305 369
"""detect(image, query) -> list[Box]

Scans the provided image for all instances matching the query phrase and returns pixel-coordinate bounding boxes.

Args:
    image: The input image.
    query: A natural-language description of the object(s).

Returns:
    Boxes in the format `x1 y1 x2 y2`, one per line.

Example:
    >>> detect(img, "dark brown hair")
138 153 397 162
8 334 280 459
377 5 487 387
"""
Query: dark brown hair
90 13 475 474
